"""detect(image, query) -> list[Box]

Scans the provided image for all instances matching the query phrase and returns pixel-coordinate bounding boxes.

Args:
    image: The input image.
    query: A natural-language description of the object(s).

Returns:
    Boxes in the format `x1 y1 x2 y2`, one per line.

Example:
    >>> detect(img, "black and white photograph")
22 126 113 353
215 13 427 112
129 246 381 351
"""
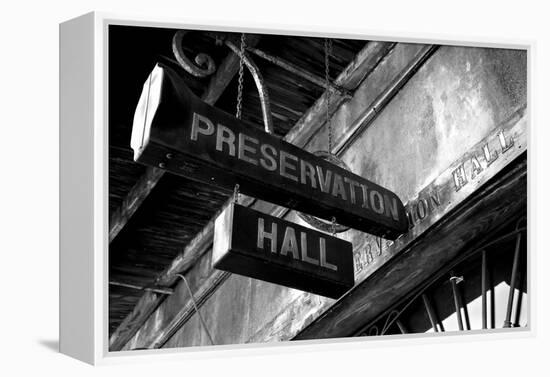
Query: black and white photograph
3 0 548 374
107 24 528 352
2 0 550 374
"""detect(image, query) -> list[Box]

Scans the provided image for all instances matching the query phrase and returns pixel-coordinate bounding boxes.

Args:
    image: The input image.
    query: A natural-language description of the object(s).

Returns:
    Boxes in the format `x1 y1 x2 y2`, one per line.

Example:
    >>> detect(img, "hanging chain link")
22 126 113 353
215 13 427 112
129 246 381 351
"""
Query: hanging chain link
233 183 240 204
328 40 338 234
324 38 333 153
233 35 246 206
236 33 247 119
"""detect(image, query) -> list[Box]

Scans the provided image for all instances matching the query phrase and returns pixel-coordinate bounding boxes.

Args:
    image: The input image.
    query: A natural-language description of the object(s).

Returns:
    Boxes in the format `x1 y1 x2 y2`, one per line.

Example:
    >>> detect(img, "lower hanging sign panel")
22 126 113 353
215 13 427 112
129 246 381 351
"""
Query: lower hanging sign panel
213 203 355 299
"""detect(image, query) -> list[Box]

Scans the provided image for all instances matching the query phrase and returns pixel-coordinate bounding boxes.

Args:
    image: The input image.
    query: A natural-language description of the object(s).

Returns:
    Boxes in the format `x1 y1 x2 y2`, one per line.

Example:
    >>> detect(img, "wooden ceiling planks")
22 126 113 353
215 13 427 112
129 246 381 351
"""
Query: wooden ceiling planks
108 27 367 336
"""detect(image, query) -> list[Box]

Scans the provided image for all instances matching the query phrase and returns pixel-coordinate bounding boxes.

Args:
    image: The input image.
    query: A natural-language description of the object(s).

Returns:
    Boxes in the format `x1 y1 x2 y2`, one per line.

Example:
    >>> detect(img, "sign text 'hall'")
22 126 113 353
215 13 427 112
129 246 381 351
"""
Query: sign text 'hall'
213 203 355 299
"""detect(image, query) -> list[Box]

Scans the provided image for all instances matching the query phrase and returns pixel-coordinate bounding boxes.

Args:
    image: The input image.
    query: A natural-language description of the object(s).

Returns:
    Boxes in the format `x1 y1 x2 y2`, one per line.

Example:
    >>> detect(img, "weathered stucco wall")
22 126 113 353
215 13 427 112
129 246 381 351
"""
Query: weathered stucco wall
122 43 527 350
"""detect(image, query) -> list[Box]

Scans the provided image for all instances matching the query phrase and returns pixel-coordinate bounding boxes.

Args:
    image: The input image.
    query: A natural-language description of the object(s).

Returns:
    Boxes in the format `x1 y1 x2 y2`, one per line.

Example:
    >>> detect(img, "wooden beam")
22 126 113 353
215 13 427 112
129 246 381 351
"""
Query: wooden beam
333 45 438 155
284 41 395 149
109 167 164 243
150 270 231 348
109 41 398 351
109 281 174 295
108 35 261 244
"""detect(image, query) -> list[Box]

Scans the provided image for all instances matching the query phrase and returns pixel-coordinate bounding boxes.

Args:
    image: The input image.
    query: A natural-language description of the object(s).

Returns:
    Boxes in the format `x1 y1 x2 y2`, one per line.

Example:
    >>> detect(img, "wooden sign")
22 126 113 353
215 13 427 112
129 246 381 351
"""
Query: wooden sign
131 60 408 239
213 202 355 298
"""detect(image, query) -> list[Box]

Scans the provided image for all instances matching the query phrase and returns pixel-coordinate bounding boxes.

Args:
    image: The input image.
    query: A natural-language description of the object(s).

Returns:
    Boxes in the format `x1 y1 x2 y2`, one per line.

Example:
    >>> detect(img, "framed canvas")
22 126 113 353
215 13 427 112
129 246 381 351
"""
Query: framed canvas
59 11 531 365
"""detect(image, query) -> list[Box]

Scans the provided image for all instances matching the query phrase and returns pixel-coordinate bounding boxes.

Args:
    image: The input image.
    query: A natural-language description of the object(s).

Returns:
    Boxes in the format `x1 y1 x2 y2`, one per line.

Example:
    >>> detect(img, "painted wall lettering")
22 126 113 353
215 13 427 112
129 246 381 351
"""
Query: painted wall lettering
453 129 514 192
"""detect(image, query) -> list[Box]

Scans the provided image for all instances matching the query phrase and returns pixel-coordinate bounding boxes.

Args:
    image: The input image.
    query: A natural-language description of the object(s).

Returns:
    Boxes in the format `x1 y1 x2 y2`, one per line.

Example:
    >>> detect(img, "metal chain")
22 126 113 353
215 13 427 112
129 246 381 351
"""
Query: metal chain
236 33 246 119
327 40 338 234
324 38 333 153
233 184 240 204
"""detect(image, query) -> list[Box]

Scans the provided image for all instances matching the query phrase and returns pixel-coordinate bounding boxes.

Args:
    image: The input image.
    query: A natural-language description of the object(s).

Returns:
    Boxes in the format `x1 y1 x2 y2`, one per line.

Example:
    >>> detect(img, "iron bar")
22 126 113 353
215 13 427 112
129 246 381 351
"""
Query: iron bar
422 293 441 332
381 310 401 335
490 273 496 329
513 270 525 327
481 250 488 329
396 320 408 334
504 230 522 328
450 274 464 331
246 46 353 98
225 40 274 134
459 286 471 330
109 281 173 295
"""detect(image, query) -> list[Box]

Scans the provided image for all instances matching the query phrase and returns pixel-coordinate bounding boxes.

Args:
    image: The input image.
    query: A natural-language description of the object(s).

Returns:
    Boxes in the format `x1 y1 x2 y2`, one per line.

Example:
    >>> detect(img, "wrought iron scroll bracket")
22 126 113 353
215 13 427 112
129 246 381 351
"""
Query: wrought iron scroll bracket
172 31 217 77
172 31 274 134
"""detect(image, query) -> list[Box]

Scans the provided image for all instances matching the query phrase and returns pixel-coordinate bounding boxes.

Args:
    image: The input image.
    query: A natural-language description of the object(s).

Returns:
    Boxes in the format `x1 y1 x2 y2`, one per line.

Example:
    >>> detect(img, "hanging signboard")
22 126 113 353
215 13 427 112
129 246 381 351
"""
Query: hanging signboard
131 61 408 239
213 202 355 298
